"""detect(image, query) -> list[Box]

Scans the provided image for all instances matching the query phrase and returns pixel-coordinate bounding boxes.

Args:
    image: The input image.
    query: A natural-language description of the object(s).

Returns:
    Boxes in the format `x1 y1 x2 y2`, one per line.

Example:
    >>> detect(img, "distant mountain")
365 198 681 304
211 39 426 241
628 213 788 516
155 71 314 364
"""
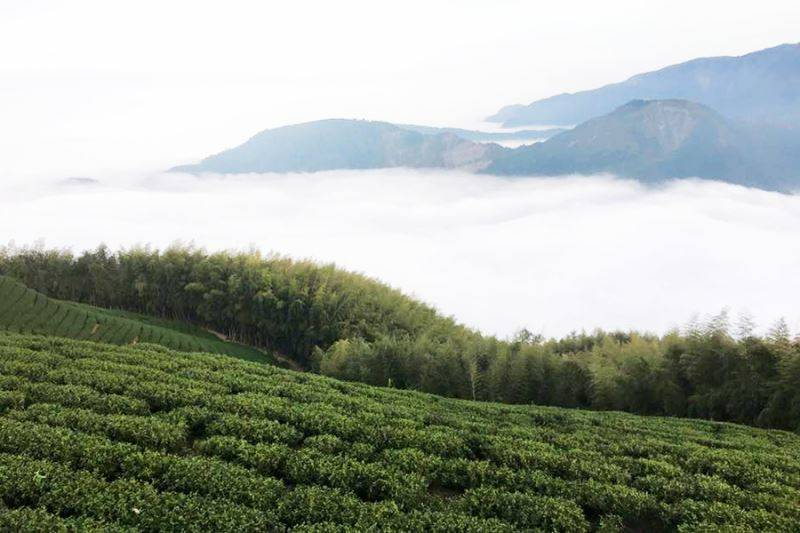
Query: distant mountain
485 99 800 192
172 105 800 192
489 43 800 127
171 119 503 174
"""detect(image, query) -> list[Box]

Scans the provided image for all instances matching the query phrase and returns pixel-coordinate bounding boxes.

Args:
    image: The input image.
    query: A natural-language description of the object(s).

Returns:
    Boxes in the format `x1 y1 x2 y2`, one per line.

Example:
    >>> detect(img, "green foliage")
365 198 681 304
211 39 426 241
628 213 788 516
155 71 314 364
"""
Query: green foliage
0 245 464 368
2 246 800 432
0 332 797 530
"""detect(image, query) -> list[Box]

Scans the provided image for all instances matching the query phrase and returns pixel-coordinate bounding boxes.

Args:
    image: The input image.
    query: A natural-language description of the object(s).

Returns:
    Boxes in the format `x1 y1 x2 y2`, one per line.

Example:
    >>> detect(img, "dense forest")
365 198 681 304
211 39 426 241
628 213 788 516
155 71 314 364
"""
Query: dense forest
1 245 798 432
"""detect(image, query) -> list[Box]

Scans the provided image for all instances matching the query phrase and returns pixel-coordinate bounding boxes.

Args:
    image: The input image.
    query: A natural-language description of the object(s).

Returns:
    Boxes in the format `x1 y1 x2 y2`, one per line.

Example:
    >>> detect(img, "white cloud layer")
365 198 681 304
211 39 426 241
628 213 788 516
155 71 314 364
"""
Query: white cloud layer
2 171 798 339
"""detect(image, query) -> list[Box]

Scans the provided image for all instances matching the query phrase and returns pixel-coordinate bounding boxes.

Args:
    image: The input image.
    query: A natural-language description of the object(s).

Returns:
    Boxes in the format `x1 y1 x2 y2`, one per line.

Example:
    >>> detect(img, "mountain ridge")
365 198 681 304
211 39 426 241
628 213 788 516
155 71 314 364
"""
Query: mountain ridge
171 119 506 174
171 101 800 192
485 99 800 191
489 43 800 127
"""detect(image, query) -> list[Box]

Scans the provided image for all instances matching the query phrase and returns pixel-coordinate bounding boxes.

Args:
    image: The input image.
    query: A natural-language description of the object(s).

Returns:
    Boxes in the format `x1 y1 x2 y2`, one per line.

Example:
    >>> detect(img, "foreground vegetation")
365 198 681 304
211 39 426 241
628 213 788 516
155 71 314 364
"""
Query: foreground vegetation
0 332 798 531
0 274 276 365
1 245 798 432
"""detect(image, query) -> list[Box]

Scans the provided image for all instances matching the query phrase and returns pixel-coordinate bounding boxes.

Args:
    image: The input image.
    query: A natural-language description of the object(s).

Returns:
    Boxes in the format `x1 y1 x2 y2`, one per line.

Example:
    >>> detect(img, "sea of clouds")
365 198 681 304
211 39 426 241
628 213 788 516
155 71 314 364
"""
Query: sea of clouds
2 170 799 339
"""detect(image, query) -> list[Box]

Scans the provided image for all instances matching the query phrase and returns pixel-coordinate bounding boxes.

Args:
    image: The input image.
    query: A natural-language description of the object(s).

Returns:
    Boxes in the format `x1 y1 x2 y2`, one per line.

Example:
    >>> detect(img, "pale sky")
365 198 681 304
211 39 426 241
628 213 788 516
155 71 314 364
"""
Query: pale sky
1 1 799 177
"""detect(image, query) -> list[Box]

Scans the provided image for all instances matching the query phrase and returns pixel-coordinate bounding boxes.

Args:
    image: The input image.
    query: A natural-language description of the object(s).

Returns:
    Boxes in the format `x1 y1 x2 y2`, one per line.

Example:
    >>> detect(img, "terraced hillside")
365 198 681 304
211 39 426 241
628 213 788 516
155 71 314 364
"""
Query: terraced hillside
0 275 276 365
0 332 798 531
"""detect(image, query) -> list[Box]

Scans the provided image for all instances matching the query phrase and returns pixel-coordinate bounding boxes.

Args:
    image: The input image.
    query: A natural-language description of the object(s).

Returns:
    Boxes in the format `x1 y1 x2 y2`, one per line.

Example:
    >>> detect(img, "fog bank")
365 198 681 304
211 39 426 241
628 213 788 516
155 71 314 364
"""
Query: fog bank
2 170 798 338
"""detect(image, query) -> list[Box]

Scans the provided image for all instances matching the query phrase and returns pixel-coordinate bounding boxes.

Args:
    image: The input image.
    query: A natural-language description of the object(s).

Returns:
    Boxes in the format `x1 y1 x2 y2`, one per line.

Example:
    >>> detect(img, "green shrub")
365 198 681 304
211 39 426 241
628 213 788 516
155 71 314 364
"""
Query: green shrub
0 333 797 530
460 487 590 532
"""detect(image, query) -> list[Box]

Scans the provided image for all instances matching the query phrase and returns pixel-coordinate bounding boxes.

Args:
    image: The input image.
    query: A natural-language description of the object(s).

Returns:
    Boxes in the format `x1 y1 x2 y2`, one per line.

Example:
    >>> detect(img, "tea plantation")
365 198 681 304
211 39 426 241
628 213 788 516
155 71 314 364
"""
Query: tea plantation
0 275 277 365
0 333 798 531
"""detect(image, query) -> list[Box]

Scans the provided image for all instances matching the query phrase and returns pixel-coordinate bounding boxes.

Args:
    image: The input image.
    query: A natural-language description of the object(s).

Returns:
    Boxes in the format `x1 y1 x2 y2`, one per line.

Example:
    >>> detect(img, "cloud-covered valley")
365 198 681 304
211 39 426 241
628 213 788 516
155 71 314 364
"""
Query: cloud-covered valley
3 170 798 338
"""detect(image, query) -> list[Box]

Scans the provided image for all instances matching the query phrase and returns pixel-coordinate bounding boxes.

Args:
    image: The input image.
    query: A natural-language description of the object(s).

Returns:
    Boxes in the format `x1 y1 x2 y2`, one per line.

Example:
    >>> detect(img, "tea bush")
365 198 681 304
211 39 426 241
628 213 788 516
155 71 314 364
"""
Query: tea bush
0 275 276 365
0 332 798 531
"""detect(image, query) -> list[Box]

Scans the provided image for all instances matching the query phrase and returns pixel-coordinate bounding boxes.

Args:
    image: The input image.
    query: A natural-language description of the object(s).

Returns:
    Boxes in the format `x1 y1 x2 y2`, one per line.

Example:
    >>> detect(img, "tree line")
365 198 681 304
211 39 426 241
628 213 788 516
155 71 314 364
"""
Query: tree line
1 244 798 431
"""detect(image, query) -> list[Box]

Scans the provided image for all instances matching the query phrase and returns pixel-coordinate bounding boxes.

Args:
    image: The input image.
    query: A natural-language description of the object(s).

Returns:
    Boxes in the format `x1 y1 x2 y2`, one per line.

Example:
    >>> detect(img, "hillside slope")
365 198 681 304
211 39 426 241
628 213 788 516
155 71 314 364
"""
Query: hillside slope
0 332 798 530
171 119 503 174
3 246 800 433
489 43 800 127
485 99 800 191
0 275 277 365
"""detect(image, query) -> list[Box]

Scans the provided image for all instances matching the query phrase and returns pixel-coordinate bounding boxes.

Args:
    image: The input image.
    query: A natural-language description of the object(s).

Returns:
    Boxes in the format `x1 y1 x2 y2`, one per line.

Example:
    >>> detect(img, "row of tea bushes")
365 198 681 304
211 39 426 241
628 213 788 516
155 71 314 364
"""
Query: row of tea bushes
0 275 275 364
0 332 798 531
